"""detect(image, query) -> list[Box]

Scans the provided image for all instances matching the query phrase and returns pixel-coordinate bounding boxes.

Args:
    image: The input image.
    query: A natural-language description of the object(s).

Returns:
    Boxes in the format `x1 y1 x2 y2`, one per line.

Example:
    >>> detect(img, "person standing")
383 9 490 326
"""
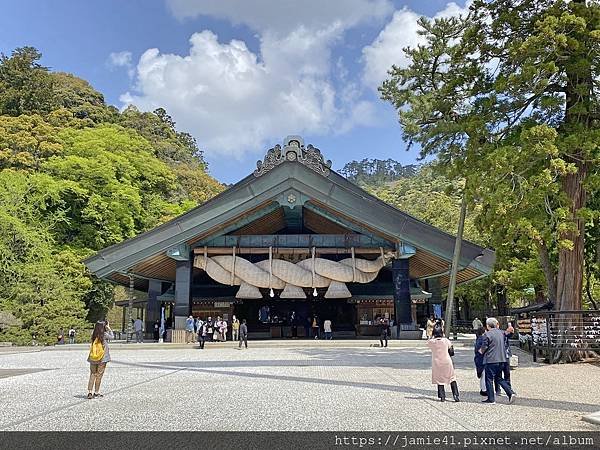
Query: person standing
479 317 516 404
68 327 76 345
474 327 487 396
86 320 114 399
232 316 240 342
153 320 160 342
312 316 319 339
134 317 144 343
494 323 515 397
185 315 195 344
323 319 332 340
379 316 390 348
472 317 483 331
206 316 214 342
198 319 207 349
57 329 65 345
238 319 248 349
220 318 228 342
426 326 459 402
426 316 435 339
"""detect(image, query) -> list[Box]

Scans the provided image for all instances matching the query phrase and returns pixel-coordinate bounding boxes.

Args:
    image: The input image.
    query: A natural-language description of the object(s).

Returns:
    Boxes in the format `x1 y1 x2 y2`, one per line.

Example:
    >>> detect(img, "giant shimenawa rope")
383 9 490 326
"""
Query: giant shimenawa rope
193 254 392 298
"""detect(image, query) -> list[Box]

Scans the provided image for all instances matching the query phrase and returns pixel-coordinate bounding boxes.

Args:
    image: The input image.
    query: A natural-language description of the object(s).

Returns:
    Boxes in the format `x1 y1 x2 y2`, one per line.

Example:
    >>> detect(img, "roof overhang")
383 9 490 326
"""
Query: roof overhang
85 138 495 286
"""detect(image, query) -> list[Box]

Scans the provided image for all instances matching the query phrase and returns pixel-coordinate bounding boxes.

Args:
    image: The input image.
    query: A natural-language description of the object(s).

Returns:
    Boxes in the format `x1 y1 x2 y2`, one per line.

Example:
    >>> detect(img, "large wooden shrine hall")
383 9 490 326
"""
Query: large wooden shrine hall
85 136 495 339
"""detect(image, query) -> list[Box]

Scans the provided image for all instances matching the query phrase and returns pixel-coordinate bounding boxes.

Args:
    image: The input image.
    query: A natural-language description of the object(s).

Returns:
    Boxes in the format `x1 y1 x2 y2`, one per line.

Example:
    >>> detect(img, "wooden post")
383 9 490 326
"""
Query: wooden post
127 272 134 343
444 192 467 339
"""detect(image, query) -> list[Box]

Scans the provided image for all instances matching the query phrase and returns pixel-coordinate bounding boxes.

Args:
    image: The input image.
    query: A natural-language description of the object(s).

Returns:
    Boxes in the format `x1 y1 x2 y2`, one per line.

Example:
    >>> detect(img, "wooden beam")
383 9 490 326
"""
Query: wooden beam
192 247 393 255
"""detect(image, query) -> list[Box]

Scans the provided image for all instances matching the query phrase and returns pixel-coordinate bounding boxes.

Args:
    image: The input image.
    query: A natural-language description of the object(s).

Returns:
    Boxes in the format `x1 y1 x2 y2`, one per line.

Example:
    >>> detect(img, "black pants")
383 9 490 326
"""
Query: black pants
380 331 388 347
485 363 514 402
198 336 205 349
493 361 511 392
239 335 248 348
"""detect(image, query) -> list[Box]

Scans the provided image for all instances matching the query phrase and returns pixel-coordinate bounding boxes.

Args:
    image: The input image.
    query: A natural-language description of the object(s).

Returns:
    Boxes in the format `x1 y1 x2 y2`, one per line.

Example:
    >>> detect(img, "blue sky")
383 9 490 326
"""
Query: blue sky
1 0 468 183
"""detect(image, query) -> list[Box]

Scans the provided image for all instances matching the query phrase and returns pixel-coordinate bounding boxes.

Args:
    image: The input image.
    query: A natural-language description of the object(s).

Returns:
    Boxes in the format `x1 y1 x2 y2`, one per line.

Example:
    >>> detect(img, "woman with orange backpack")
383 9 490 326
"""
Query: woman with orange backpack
87 320 114 399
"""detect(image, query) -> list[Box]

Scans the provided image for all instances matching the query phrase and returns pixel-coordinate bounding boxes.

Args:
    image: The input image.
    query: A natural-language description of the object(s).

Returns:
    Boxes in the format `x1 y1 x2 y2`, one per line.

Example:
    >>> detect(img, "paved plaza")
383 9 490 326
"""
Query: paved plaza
0 341 599 431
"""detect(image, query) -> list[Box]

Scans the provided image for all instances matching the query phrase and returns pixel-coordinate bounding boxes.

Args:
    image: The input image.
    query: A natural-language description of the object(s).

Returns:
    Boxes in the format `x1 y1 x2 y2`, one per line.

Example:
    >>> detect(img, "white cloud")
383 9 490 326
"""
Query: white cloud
108 51 132 67
121 29 376 158
362 2 470 91
166 0 393 35
108 51 135 78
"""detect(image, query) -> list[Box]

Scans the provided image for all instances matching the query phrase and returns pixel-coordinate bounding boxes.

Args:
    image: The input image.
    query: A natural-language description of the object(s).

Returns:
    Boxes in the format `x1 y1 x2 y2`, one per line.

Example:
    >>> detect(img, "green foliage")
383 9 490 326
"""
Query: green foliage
340 158 418 186
0 114 63 170
0 171 89 345
0 46 224 344
368 165 484 244
0 47 57 116
380 0 600 313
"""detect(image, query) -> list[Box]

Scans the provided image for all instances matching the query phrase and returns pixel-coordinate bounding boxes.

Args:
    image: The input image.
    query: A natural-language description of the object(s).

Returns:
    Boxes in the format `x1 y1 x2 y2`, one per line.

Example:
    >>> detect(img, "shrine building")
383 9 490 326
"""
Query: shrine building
84 136 495 339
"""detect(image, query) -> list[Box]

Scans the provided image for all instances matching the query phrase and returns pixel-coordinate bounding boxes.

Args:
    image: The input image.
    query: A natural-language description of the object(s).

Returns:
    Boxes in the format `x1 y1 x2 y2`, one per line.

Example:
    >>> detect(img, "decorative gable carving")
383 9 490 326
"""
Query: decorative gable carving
254 135 332 177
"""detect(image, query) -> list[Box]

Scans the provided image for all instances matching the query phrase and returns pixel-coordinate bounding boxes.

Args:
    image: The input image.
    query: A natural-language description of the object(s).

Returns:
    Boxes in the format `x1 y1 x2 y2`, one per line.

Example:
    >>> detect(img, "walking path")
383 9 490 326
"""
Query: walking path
0 341 598 431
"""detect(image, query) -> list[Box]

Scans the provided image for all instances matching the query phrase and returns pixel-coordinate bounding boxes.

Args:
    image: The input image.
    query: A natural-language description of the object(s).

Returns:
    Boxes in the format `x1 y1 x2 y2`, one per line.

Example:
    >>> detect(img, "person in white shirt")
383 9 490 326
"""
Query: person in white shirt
323 319 332 340
133 318 144 343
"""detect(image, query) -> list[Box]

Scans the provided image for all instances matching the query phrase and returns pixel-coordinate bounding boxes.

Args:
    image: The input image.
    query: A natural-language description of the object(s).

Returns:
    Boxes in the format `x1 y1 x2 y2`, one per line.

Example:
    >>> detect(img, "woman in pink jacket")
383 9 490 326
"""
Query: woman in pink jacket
426 326 459 402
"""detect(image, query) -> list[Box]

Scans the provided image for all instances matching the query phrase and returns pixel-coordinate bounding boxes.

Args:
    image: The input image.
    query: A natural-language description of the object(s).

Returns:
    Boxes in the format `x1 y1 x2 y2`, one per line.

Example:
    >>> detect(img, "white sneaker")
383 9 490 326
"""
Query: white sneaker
508 393 516 404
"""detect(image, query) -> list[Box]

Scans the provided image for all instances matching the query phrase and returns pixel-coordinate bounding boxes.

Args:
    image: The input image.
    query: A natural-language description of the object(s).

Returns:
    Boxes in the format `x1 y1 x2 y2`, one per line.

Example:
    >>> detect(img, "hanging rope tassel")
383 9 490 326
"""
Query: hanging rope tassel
269 246 273 293
230 246 236 285
351 247 356 282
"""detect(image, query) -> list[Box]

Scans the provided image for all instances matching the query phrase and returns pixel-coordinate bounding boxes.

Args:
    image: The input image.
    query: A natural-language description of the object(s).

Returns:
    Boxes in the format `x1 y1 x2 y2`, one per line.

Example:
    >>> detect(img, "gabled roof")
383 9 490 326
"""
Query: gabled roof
85 137 495 284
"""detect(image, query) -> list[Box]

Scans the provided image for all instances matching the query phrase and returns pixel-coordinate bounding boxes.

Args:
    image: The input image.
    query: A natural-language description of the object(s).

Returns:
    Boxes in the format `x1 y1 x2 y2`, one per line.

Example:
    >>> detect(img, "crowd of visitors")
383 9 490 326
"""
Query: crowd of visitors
82 311 519 406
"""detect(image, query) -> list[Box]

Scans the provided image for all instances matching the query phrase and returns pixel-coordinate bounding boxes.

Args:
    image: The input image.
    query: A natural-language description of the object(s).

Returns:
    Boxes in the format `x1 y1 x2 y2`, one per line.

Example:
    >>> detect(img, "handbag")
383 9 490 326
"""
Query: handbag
88 338 105 362
448 345 455 357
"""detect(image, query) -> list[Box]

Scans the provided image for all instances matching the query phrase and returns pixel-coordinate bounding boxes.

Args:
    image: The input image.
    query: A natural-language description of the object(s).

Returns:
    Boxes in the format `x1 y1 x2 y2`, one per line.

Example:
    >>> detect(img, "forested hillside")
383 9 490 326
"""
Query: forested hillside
0 47 223 344
350 161 566 319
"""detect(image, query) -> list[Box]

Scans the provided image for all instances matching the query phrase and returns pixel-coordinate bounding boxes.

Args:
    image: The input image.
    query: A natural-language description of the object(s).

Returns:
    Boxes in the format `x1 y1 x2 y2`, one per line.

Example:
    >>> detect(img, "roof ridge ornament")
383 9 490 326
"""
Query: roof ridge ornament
254 135 332 177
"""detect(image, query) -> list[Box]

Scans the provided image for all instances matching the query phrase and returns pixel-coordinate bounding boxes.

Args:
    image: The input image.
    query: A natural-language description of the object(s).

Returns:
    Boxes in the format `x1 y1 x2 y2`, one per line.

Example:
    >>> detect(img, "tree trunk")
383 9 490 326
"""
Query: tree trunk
555 164 587 313
553 0 592 361
537 241 557 305
496 284 508 316
585 275 598 310
444 192 467 338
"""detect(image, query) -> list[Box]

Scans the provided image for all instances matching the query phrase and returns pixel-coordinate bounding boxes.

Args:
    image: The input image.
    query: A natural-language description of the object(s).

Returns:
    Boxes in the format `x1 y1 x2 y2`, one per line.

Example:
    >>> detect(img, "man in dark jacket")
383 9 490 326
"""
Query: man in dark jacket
238 319 248 349
479 317 516 404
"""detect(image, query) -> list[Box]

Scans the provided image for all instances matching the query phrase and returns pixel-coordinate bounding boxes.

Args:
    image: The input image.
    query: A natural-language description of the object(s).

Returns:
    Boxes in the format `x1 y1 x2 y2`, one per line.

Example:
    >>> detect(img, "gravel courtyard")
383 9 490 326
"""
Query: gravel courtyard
1 341 598 431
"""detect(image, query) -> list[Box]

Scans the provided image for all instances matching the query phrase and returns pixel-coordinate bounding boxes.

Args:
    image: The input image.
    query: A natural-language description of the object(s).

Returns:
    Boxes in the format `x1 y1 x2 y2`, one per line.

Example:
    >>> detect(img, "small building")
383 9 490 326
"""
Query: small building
84 136 495 339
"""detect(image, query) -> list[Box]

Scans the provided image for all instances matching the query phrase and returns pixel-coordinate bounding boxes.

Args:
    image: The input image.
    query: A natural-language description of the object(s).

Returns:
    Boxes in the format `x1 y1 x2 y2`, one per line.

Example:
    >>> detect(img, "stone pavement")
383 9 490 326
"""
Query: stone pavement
0 340 598 431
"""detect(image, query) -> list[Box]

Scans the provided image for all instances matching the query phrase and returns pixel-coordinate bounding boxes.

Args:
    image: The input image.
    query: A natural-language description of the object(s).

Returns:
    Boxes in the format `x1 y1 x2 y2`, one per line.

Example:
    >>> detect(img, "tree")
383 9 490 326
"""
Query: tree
380 1 600 310
0 47 57 116
466 0 600 317
0 170 89 345
0 114 63 170
340 158 419 186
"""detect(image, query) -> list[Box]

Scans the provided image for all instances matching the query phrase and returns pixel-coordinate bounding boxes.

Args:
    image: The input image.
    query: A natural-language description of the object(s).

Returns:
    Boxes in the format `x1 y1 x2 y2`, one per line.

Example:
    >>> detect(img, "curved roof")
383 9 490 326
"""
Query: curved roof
85 137 495 287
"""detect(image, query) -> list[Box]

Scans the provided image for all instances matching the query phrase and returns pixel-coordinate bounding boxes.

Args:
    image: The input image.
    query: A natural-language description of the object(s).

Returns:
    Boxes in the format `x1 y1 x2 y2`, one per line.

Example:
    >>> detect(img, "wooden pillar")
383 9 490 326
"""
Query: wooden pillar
146 279 162 332
392 258 411 328
174 259 192 329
